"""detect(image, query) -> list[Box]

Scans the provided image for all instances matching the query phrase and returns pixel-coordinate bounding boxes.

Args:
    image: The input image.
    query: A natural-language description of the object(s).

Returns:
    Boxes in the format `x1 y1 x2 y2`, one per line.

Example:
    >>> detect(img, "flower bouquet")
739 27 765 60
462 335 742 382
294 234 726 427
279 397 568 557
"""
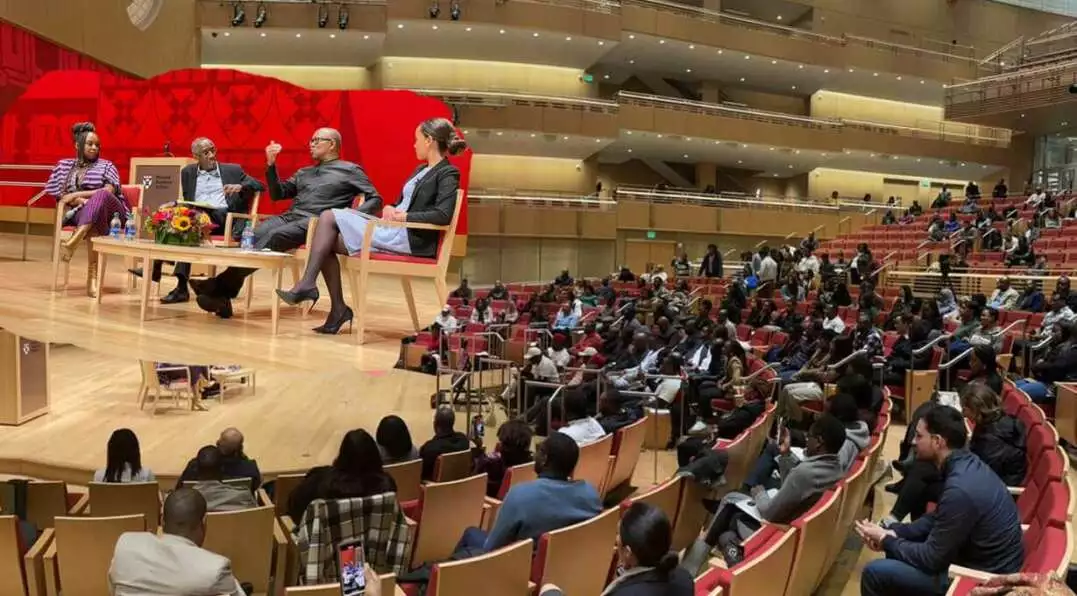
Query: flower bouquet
143 204 215 246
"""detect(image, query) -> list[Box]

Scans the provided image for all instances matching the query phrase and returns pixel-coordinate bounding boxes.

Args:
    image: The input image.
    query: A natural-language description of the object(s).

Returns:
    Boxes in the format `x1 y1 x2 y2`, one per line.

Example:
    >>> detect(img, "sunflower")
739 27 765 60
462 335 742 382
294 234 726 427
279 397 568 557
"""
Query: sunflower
197 212 211 226
171 215 192 232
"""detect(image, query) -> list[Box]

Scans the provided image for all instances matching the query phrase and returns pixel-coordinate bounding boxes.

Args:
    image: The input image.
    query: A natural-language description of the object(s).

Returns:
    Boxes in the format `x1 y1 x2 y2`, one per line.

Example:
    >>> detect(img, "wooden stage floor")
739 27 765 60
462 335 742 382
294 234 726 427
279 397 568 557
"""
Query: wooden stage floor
0 235 677 486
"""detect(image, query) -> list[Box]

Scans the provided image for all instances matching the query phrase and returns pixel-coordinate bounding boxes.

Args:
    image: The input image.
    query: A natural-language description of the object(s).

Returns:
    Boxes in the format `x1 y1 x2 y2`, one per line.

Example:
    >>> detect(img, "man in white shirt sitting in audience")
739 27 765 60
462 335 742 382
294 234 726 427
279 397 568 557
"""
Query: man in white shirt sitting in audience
987 277 1019 311
822 304 846 334
433 305 458 333
109 488 245 595
557 389 607 446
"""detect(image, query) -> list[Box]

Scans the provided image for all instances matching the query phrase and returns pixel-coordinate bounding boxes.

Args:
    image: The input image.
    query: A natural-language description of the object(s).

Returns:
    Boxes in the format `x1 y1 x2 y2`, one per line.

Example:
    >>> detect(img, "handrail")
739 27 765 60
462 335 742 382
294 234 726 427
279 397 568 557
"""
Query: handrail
614 187 841 213
842 33 976 63
621 0 845 45
414 88 619 110
938 346 974 371
914 333 952 356
827 348 868 370
22 189 48 261
470 192 616 209
618 90 841 128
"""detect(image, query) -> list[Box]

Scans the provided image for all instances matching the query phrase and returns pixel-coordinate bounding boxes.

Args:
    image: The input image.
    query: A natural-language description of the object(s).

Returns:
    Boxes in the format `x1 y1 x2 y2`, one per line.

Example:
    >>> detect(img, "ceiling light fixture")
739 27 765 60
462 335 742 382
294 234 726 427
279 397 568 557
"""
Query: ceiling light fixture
450 1 461 20
465 26 471 31
659 39 666 44
317 3 329 27
499 28 505 34
629 34 635 39
533 32 539 37
295 32 302 37
896 76 902 80
683 154 689 158
689 44 695 49
565 36 572 41
598 40 604 45
920 80 925 84
229 1 245 27
253 1 267 27
771 60 777 65
530 133 536 137
259 31 266 37
798 64 804 69
628 59 635 64
686 68 692 73
823 68 829 74
431 24 438 30
744 54 750 59
338 3 349 29
739 77 745 82
496 131 503 136
791 85 797 90
223 31 230 36
717 49 723 54
429 0 440 18
848 68 854 73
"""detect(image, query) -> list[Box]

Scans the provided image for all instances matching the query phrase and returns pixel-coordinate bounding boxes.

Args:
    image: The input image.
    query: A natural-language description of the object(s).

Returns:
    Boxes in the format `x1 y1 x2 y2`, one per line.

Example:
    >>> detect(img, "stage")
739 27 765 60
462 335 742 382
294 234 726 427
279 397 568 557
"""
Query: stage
0 234 676 487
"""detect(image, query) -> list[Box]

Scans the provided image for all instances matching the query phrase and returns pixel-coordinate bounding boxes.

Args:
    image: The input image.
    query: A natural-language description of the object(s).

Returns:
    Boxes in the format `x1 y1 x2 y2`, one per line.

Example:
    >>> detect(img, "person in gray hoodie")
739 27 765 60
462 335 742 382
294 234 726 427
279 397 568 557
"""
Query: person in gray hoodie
831 392 873 471
681 414 848 570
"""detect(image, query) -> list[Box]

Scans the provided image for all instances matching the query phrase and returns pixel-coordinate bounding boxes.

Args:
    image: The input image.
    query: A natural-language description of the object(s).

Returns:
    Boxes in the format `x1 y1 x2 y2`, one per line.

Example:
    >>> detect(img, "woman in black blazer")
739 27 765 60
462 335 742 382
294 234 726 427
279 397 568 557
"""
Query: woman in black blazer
277 117 466 334
541 503 694 596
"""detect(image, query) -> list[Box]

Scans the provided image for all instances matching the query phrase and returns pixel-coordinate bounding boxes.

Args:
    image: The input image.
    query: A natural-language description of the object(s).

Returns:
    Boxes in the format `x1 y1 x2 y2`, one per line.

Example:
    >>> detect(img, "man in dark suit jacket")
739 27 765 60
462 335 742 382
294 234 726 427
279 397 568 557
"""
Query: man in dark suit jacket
130 137 264 303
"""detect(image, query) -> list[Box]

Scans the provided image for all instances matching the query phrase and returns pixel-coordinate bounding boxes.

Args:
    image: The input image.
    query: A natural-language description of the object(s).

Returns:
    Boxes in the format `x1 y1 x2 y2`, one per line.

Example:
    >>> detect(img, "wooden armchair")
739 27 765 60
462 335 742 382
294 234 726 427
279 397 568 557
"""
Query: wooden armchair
203 504 284 596
619 475 683 527
43 514 146 596
271 474 307 519
432 449 473 483
605 416 649 494
426 539 532 596
217 192 262 247
136 360 200 413
784 487 844 596
385 459 423 503
571 434 614 498
530 507 620 595
51 185 142 293
23 481 86 532
482 462 536 531
344 191 464 344
85 482 162 528
409 474 487 567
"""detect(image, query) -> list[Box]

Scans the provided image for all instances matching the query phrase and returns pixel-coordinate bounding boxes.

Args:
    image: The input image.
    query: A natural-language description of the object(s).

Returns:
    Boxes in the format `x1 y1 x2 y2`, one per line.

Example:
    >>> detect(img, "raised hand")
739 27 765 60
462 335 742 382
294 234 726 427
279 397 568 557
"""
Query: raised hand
265 140 283 166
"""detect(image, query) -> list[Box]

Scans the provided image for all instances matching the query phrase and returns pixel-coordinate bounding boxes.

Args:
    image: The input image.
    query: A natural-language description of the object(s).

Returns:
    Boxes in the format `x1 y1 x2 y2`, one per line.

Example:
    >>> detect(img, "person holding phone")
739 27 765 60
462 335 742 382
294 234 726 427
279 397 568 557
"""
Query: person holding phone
336 538 381 596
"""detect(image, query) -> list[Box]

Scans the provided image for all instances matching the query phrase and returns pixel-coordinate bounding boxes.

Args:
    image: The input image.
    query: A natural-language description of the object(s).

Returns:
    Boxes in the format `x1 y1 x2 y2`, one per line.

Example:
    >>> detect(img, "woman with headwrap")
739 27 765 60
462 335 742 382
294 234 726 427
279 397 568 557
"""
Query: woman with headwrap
44 122 128 296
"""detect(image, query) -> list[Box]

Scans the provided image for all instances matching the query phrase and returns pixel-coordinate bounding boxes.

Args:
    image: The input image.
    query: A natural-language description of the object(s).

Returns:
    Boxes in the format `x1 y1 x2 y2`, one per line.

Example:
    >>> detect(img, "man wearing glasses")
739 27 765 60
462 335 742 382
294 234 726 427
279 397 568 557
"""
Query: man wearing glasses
191 128 382 318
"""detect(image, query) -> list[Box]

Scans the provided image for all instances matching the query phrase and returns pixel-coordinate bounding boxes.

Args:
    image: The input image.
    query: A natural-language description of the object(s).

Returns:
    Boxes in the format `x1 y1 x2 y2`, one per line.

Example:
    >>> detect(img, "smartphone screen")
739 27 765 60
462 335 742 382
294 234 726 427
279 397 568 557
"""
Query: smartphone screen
471 415 485 440
337 539 366 596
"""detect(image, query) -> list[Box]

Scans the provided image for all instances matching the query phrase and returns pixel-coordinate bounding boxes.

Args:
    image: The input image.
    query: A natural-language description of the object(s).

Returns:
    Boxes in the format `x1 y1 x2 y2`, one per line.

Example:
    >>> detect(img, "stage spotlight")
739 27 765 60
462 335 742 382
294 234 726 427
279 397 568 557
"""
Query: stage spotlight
230 2 246 26
317 3 329 27
253 1 268 27
450 1 461 20
337 4 350 29
429 1 440 18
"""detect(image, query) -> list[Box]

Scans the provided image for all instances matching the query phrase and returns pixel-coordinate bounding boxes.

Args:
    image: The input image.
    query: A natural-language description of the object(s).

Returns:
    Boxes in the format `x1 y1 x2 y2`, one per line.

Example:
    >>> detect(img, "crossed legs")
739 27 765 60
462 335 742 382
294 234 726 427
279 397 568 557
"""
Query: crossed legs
285 210 350 323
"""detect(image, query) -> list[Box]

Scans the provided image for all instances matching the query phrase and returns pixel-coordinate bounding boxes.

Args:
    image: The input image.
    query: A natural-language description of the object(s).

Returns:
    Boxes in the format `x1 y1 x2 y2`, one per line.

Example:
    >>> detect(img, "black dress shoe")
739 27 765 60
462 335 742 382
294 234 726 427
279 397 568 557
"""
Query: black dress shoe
884 480 904 494
189 278 214 296
128 267 162 283
160 289 190 304
196 294 233 318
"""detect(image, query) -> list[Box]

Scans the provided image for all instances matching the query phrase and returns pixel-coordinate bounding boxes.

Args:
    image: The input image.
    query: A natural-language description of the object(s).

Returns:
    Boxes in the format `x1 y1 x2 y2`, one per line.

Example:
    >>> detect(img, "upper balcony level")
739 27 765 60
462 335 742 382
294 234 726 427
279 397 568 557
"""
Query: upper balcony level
430 88 1015 168
197 0 985 93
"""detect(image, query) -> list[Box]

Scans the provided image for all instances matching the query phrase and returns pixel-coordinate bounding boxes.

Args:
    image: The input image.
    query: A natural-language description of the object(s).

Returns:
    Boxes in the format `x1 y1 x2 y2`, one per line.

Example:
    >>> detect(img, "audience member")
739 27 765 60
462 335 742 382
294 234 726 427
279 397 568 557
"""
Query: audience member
699 243 723 278
557 388 607 446
987 278 1019 311
1016 321 1077 404
109 488 245 595
456 432 602 554
287 429 396 523
683 414 847 569
856 407 1024 596
471 419 534 498
449 278 472 303
376 415 420 464
188 445 257 512
177 428 260 490
94 428 155 483
418 406 471 481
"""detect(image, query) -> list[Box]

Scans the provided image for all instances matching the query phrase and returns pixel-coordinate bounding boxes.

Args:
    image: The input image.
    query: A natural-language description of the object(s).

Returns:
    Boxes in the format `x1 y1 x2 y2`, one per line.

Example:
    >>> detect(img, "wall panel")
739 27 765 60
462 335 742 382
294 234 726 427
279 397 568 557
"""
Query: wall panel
377 57 593 97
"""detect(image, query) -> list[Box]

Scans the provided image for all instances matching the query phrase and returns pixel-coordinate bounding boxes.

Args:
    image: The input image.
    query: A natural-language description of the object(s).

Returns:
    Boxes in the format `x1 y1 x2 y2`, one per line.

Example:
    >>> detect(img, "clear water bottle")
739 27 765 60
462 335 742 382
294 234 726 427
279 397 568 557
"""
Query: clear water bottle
109 213 122 239
240 221 255 251
124 214 137 241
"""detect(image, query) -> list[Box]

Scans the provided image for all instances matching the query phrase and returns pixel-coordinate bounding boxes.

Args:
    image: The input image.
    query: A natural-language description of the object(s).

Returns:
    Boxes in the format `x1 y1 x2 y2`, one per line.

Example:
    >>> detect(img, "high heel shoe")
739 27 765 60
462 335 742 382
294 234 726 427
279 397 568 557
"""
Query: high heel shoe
314 307 354 335
61 225 90 262
275 287 320 312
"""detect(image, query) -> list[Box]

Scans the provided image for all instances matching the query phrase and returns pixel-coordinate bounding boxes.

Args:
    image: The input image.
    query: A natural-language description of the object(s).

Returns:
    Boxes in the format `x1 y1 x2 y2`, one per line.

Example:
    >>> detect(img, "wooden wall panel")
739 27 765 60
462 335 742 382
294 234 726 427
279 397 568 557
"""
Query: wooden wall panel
537 210 580 237
502 207 544 236
468 205 502 235
579 212 618 239
616 201 651 229
652 205 717 233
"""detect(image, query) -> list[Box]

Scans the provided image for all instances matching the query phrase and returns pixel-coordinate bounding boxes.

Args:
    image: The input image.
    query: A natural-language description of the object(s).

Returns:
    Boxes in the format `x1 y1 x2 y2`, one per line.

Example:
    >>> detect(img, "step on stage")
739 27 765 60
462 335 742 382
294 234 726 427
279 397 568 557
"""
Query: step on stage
0 235 459 484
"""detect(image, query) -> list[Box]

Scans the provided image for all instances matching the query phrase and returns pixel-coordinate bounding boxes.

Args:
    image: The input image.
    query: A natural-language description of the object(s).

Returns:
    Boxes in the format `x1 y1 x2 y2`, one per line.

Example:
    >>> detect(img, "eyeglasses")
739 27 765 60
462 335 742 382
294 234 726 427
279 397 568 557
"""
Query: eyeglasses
309 137 333 145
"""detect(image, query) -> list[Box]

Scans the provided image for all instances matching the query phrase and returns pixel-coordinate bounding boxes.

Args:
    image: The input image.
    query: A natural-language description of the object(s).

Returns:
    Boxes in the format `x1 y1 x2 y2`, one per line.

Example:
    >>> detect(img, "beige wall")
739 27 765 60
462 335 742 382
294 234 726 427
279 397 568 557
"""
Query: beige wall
810 90 1004 139
722 88 809 116
745 175 809 200
470 155 596 193
203 65 371 90
1 0 199 77
807 167 1001 203
376 57 594 97
597 160 670 191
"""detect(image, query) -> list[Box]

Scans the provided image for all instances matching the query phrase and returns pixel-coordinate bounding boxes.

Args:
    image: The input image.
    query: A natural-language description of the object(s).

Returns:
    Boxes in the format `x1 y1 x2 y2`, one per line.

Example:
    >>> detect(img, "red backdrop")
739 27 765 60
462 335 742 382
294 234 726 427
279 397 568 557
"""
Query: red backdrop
0 66 470 234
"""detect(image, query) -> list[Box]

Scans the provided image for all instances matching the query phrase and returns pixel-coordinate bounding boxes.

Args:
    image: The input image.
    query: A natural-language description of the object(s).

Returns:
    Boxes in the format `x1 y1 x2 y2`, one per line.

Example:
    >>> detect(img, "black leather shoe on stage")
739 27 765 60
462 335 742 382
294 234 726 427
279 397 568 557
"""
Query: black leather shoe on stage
276 287 320 311
189 278 214 296
128 267 162 283
160 288 190 304
196 294 233 319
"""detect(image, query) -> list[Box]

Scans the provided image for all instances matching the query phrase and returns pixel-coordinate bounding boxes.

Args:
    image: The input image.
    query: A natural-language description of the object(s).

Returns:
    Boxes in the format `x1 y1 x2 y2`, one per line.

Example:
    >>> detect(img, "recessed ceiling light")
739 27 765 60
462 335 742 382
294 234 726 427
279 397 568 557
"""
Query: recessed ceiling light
920 80 925 84
738 160 743 164
499 29 505 34
657 134 663 138
798 64 804 69
686 137 692 141
686 68 692 73
794 150 800 154
689 44 695 49
873 72 878 77
603 74 610 79
465 26 471 31
848 68 854 73
626 131 632 135
223 31 230 37
769 147 775 151
1021 113 1026 118
773 173 779 177
777 15 783 20
532 32 539 37
330 33 336 38
960 162 966 166
627 148 633 153
717 49 723 54
788 164 794 169
260 32 266 37
916 158 921 162
683 154 689 158
530 133 536 138
771 60 777 65
565 36 572 41
496 131 502 136
629 34 635 39
896 76 902 80
562 136 569 140
740 77 746 82
629 59 635 64
823 69 829 73
791 85 797 90
397 23 404 28
598 40 604 45
597 139 602 143
431 25 438 30
296 33 302 37
942 83 948 88
744 54 750 59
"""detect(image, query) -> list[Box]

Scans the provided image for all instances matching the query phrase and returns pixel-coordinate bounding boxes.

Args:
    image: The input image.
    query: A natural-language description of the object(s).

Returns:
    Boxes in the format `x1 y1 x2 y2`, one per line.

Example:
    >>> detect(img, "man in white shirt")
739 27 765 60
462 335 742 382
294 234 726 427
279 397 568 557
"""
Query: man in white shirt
797 250 820 277
109 488 244 596
557 389 607 446
433 305 458 333
822 305 846 334
1026 187 1047 208
758 247 779 296
987 277 1020 311
524 345 560 383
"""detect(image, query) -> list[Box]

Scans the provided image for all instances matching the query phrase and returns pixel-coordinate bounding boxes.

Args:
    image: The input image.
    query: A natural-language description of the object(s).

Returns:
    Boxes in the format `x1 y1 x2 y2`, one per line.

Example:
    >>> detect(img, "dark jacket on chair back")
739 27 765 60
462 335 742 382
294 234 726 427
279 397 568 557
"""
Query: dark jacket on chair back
399 159 461 258
970 414 1027 486
180 162 264 214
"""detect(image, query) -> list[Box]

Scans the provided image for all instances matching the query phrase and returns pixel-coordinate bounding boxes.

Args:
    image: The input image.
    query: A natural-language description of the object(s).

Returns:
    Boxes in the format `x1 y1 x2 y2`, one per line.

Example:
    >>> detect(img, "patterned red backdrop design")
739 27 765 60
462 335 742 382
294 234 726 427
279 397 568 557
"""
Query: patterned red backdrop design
0 66 471 234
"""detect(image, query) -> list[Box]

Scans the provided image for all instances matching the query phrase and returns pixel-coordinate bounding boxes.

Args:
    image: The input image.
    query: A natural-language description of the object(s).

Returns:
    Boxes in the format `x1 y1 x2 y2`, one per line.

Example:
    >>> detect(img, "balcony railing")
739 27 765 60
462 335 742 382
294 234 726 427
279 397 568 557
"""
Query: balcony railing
470 190 616 209
621 0 976 63
411 88 620 113
945 59 1077 114
617 91 843 130
614 184 841 212
514 0 621 14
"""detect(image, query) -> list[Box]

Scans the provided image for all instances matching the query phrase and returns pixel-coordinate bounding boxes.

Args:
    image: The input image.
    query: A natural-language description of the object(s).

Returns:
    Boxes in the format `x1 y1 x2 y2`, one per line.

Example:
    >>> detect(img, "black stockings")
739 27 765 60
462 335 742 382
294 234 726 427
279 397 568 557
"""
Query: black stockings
292 210 349 315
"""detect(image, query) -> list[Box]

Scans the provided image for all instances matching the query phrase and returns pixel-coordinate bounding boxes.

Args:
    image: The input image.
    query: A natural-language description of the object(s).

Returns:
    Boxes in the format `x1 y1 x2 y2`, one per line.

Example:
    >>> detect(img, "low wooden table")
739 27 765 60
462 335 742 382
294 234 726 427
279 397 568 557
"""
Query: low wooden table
91 237 294 334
